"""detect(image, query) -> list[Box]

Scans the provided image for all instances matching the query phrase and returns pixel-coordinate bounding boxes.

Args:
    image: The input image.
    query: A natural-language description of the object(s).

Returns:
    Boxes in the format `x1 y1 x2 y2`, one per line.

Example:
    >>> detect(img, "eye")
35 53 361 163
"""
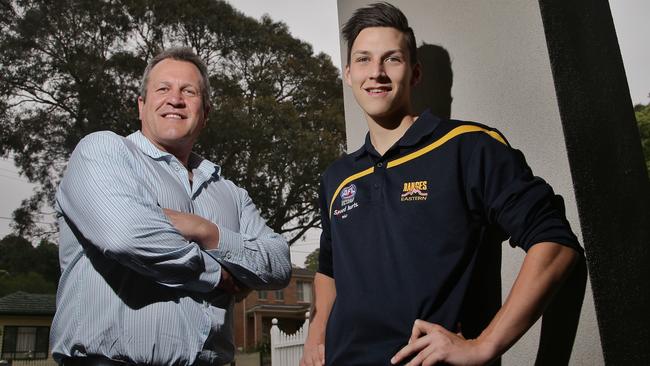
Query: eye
354 56 370 63
156 86 169 93
385 55 403 63
182 88 197 96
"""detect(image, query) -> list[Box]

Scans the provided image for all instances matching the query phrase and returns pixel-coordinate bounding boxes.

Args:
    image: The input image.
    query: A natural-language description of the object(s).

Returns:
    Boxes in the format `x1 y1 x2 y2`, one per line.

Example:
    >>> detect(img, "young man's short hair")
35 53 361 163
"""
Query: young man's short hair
341 2 418 66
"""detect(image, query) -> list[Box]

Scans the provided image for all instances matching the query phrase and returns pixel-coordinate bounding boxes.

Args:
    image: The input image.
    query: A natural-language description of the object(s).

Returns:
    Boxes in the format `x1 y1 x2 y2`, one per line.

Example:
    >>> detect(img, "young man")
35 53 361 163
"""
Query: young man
301 3 582 366
51 47 291 366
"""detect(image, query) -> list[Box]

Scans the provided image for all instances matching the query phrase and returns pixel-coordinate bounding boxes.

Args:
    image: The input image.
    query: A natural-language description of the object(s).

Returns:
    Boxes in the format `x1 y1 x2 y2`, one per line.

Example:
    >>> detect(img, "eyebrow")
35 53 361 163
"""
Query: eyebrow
155 81 199 89
351 49 405 56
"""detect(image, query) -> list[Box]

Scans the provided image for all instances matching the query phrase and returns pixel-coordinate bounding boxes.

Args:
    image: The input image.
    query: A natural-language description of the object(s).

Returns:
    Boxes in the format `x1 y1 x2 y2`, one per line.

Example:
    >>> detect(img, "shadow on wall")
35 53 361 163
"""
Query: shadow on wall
412 43 453 119
536 255 587 365
412 42 588 365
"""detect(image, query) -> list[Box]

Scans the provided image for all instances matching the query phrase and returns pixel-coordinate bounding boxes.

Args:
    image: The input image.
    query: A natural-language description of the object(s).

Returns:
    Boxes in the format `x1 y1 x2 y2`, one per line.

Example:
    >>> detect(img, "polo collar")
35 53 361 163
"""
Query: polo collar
350 133 380 159
127 131 221 178
351 110 441 160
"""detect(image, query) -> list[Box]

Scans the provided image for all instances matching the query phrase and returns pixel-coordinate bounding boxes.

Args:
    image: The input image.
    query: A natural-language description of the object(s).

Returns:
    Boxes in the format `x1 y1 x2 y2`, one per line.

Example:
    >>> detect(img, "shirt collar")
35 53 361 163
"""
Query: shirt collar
126 131 221 178
351 109 441 160
350 133 380 159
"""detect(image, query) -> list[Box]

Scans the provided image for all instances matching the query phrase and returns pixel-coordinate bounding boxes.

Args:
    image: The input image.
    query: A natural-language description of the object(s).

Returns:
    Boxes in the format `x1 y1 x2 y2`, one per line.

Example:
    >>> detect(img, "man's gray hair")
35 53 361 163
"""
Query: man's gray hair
139 47 211 111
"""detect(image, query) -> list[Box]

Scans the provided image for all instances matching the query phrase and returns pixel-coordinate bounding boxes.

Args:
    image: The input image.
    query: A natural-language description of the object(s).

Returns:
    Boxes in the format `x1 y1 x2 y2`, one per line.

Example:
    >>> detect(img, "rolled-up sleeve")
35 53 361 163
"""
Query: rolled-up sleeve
208 184 291 290
464 133 582 252
57 132 222 292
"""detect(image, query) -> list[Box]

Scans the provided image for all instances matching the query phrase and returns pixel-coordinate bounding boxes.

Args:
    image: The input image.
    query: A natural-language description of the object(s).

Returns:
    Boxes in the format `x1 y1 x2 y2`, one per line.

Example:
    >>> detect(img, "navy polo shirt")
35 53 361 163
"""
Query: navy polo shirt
318 110 580 365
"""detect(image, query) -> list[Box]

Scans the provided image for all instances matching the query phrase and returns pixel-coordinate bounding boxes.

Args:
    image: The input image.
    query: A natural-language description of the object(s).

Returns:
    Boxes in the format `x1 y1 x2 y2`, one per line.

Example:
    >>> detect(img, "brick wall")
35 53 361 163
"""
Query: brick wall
233 269 314 351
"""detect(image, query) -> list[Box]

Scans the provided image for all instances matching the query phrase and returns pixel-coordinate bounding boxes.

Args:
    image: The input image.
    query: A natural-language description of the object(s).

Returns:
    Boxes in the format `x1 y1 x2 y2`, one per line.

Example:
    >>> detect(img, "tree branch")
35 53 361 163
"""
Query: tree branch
286 216 321 245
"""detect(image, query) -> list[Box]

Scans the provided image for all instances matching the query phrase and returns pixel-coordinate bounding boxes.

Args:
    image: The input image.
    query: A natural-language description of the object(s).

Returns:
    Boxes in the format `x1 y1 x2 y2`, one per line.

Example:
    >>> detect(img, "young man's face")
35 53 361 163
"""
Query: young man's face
345 26 419 122
138 59 208 153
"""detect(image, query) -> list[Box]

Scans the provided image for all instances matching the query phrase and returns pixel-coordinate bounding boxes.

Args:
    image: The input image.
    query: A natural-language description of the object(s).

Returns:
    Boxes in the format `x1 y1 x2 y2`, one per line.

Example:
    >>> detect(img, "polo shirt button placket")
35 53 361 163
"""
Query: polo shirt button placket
371 161 385 201
171 161 193 195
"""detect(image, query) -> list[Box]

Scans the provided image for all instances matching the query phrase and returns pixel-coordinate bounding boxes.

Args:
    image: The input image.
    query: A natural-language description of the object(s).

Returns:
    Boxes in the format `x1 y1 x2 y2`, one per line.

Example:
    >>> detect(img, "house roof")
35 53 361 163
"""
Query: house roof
292 267 315 278
0 291 56 316
246 303 310 316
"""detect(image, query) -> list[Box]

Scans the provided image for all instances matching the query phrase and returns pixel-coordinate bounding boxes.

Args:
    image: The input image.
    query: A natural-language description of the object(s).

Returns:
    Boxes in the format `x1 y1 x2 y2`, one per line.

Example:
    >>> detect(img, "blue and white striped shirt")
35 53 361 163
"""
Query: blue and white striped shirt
51 131 291 365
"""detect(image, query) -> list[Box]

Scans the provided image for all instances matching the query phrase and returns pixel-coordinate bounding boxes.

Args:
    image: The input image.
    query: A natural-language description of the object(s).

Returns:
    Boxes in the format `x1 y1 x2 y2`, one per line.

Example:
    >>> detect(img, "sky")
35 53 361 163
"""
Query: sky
228 0 342 70
0 0 648 267
609 0 650 105
0 157 37 236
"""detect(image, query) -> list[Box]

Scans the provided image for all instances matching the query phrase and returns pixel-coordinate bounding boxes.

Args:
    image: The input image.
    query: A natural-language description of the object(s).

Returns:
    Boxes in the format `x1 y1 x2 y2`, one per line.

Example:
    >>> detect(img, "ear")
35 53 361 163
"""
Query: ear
202 104 211 128
344 64 352 87
410 62 422 87
137 96 145 121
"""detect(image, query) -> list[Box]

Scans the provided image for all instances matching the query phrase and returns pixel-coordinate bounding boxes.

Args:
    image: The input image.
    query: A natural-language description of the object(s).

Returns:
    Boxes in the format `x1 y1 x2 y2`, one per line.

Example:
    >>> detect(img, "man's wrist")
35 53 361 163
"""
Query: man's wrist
472 335 501 364
304 335 324 347
199 221 220 250
305 324 326 345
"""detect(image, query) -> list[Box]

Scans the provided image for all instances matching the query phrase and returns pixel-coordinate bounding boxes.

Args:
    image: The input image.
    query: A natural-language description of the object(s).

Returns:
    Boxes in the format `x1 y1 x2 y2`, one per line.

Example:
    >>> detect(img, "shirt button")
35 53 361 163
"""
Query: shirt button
373 183 380 189
376 162 383 168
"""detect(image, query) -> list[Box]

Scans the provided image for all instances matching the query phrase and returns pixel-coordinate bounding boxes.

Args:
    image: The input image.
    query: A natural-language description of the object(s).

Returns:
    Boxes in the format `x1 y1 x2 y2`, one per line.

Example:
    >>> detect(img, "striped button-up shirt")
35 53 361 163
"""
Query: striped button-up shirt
51 131 291 365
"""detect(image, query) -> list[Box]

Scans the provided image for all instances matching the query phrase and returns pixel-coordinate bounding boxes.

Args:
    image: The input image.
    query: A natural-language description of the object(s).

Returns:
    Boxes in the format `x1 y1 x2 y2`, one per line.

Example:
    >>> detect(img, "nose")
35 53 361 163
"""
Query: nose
166 88 186 107
370 60 386 79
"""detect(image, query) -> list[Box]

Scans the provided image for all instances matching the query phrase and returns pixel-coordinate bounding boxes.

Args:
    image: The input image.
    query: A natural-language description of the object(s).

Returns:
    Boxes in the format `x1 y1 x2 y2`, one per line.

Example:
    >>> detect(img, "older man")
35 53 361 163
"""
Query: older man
51 47 291 366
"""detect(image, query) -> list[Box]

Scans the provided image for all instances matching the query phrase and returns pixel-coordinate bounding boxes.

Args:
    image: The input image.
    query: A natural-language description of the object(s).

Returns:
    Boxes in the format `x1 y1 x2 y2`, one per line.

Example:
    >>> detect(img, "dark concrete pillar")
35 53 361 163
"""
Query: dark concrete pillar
538 0 650 363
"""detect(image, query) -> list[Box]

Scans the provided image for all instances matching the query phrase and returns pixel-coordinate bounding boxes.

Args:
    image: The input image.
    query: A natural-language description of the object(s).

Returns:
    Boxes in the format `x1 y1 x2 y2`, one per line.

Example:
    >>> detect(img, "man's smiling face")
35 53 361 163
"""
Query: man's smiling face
345 26 419 122
138 58 207 153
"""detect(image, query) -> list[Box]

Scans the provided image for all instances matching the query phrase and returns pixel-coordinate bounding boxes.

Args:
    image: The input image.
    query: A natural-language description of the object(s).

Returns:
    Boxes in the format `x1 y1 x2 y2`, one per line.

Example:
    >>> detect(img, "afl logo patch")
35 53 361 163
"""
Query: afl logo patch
340 184 357 206
334 183 360 218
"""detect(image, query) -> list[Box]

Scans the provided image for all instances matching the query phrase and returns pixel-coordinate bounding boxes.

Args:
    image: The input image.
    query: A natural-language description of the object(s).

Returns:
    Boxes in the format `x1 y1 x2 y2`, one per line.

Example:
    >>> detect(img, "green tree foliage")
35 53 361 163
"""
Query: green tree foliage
0 0 345 243
0 234 59 296
304 248 319 272
634 101 650 178
0 272 57 297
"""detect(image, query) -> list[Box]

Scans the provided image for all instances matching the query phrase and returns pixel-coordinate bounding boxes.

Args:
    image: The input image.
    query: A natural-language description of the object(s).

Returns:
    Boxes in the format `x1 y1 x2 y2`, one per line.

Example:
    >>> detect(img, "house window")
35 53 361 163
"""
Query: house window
275 290 284 301
258 290 267 300
1 326 50 360
296 281 312 303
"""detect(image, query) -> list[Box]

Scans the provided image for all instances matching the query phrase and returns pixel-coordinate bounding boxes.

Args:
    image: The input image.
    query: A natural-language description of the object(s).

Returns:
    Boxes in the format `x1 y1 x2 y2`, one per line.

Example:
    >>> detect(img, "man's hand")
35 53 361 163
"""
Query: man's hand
162 208 219 249
163 209 253 301
300 273 335 366
217 265 251 302
300 341 325 366
391 320 494 366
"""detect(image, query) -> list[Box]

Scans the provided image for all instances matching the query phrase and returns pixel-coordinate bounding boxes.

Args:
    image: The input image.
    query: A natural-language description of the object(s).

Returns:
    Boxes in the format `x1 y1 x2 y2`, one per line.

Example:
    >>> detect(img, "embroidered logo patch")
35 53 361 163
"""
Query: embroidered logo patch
334 184 359 219
401 180 428 201
340 184 357 206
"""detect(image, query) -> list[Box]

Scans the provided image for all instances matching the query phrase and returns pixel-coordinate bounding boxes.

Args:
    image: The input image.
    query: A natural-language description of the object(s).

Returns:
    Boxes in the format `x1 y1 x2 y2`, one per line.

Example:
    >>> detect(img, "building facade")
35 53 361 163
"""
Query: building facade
0 292 56 366
0 268 316 361
233 267 314 351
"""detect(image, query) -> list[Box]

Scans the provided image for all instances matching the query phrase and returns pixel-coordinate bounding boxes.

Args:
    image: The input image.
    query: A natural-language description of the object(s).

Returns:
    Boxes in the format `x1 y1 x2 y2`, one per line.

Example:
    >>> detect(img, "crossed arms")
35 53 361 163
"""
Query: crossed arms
57 132 291 296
